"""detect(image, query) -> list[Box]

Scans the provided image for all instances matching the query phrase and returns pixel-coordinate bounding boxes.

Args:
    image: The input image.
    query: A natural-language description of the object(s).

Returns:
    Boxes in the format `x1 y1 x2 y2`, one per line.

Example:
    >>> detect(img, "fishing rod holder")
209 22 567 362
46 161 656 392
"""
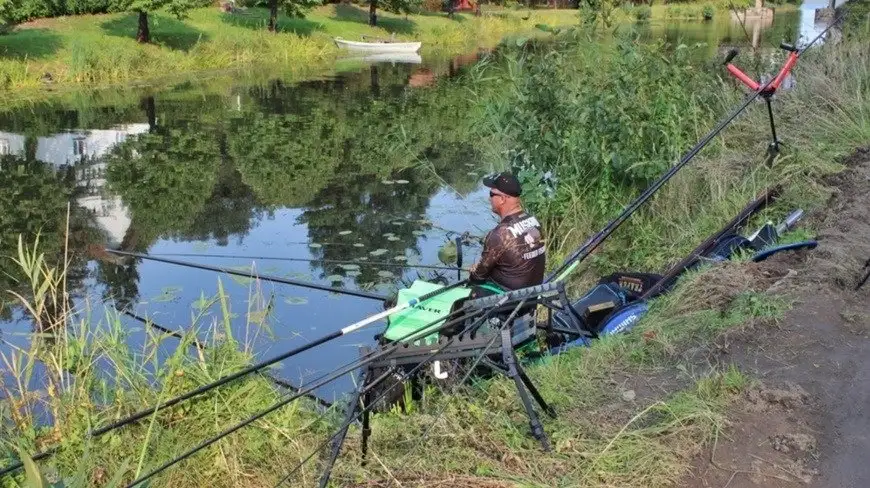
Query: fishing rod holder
723 42 800 158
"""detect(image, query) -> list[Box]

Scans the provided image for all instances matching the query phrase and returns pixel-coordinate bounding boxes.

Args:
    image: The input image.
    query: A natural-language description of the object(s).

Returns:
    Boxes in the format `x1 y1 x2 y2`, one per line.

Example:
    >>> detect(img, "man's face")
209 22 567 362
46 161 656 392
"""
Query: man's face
489 189 506 214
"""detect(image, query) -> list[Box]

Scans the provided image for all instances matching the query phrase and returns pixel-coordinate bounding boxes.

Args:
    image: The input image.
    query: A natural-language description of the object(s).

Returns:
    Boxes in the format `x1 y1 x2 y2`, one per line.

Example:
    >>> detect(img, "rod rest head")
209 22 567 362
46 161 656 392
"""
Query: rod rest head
464 281 564 311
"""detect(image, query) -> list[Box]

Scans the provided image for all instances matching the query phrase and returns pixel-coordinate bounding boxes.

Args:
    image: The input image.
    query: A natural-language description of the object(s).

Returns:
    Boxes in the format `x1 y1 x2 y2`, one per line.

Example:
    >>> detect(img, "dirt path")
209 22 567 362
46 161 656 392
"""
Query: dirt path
683 148 870 488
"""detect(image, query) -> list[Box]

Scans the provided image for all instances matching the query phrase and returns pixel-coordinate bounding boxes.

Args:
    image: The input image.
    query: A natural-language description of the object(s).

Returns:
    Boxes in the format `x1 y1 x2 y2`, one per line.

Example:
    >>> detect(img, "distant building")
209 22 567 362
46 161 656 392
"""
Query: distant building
0 124 149 247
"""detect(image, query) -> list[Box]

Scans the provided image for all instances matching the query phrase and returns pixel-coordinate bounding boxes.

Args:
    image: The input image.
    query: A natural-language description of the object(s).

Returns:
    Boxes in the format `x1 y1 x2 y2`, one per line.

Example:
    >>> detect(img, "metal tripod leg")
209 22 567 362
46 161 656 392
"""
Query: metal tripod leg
516 364 556 419
765 96 781 157
500 328 552 451
318 367 366 488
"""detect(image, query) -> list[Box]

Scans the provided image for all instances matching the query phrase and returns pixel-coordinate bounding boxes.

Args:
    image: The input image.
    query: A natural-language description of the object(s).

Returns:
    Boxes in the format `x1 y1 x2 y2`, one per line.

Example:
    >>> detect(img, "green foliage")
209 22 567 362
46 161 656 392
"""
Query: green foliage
634 4 651 21
105 128 220 248
479 33 721 224
702 3 714 20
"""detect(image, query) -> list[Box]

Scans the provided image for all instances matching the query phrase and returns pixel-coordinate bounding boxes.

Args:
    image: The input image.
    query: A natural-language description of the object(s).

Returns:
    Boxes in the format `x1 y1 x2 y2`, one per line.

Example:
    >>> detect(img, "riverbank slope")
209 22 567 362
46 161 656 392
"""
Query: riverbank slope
0 6 577 92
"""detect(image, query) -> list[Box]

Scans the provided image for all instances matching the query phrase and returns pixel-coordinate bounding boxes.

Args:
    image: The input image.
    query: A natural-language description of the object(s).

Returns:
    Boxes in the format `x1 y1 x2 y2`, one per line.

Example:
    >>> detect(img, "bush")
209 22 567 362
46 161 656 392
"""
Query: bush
702 4 714 20
634 4 650 21
420 0 442 11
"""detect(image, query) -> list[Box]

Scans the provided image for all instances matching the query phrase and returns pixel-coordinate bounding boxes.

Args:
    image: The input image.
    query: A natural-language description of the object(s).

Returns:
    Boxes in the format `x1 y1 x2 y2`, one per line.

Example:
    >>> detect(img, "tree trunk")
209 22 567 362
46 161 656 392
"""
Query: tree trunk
269 0 278 32
137 10 150 43
754 0 762 10
369 0 377 26
370 66 380 97
141 96 157 130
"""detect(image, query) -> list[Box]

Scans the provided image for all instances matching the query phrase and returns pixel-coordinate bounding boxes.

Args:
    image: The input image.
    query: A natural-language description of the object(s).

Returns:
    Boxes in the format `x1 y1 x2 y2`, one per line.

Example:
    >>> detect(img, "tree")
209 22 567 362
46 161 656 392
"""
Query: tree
366 0 421 26
264 0 320 33
113 0 196 43
0 0 16 28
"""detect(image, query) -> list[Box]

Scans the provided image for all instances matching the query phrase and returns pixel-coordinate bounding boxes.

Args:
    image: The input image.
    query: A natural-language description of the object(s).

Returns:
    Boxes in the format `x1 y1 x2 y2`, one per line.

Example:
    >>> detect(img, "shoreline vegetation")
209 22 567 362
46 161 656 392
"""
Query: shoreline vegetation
0 5 580 93
2 1 868 487
0 1 798 95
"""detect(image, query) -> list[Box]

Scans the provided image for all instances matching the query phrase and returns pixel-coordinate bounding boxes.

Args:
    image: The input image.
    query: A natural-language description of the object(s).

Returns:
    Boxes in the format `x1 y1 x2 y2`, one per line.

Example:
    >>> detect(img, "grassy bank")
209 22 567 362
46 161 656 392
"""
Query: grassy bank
3 4 869 488
0 5 578 92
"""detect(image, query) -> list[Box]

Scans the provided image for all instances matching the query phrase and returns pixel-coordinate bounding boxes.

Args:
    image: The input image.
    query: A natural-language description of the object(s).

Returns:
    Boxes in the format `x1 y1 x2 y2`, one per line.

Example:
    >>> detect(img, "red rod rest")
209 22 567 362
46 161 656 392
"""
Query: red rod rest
726 64 760 91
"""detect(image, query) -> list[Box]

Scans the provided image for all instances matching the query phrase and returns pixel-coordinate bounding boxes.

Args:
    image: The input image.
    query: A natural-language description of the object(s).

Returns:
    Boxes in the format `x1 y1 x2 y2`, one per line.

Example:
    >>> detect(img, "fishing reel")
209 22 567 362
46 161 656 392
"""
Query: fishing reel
723 42 800 158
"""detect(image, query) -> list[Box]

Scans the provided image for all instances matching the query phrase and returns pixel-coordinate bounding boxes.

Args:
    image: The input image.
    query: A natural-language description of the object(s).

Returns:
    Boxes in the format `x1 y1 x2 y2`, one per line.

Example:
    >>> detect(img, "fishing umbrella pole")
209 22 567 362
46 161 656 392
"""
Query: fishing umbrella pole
546 24 830 284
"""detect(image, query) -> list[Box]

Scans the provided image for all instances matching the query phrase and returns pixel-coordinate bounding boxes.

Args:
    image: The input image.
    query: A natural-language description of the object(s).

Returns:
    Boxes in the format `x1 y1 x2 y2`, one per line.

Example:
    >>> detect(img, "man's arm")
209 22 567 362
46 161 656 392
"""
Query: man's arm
470 229 505 282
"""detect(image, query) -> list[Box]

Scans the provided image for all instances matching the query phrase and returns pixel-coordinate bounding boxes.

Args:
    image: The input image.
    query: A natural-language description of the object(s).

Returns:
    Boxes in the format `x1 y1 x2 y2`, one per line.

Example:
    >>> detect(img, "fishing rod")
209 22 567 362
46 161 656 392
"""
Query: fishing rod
275 298 526 488
2 294 484 479
546 17 840 284
121 310 334 409
147 252 466 272
89 279 468 438
123 299 508 487
105 249 387 301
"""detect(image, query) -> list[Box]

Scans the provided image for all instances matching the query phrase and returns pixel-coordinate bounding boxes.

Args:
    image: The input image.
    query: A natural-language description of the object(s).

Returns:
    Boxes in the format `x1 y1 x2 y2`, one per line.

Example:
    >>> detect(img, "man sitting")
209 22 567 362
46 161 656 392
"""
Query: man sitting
469 172 546 296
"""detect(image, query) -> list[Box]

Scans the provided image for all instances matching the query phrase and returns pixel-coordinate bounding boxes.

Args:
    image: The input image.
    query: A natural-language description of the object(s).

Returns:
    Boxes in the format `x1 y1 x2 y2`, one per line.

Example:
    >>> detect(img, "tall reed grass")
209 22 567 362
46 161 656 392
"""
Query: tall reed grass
1 238 334 487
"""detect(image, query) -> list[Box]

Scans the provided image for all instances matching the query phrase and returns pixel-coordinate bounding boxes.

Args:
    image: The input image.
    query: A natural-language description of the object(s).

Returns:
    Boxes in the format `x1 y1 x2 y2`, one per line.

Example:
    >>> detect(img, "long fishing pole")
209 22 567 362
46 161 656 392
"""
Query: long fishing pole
89 279 468 438
147 252 466 271
123 299 507 487
121 310 333 409
2 297 484 479
274 298 525 488
105 249 388 301
546 17 840 284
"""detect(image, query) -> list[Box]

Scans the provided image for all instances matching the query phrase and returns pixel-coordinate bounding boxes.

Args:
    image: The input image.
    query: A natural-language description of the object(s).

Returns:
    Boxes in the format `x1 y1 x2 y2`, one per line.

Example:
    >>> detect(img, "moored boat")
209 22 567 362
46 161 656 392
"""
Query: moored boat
334 37 422 53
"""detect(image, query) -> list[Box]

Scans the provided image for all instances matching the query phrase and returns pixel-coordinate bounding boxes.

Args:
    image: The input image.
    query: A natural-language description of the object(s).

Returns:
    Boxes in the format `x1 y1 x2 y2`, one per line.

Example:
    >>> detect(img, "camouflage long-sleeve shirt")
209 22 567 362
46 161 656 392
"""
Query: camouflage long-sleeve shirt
470 211 546 290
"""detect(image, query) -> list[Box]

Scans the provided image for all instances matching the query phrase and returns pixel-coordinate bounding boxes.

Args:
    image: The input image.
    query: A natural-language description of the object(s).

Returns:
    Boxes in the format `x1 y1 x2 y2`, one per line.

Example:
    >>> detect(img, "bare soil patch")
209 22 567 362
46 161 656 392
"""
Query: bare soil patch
685 147 870 488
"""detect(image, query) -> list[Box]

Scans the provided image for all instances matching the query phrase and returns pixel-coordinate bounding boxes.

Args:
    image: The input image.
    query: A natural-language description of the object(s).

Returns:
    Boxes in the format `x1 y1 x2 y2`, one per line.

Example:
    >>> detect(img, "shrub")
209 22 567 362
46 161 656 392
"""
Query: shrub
702 4 714 20
634 4 651 21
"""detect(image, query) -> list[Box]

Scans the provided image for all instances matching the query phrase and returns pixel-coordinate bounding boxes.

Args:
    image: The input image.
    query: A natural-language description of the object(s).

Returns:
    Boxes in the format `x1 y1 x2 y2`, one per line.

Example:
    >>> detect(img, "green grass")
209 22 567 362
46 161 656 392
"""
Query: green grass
0 5 579 92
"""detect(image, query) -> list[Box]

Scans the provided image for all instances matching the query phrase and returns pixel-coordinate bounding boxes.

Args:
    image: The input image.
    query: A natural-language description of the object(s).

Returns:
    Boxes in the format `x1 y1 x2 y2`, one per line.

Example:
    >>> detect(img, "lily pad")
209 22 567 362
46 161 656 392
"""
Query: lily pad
228 266 256 286
192 296 212 310
377 270 395 279
382 180 395 185
338 230 353 236
395 179 409 184
466 171 478 176
391 221 404 226
370 249 389 256
326 274 344 282
417 219 433 226
340 263 361 270
438 241 458 265
249 309 270 324
412 230 426 236
308 243 323 249
284 296 309 306
353 243 365 248
387 236 400 242
346 270 361 277
382 232 396 238
394 255 407 261
356 256 368 261
286 272 312 280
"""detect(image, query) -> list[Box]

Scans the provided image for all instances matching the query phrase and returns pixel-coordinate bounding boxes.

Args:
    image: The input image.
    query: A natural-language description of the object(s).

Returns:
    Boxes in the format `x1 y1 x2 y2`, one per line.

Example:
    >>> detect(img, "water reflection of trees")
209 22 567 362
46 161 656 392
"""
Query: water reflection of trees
1 60 487 312
0 155 101 320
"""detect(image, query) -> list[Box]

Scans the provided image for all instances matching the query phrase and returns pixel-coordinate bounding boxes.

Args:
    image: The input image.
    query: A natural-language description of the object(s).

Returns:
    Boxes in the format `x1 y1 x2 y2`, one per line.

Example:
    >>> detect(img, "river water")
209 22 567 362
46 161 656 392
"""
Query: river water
0 4 837 401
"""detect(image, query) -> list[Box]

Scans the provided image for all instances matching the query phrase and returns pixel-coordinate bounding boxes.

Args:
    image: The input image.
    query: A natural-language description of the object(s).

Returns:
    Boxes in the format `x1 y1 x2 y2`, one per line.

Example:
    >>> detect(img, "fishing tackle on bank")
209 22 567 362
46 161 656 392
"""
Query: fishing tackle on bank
1 15 842 484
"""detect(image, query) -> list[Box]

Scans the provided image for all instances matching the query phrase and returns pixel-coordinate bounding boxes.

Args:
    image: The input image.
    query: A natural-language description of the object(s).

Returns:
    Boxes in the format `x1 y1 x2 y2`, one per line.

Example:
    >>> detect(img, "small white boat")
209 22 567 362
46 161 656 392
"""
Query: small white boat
334 37 422 53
